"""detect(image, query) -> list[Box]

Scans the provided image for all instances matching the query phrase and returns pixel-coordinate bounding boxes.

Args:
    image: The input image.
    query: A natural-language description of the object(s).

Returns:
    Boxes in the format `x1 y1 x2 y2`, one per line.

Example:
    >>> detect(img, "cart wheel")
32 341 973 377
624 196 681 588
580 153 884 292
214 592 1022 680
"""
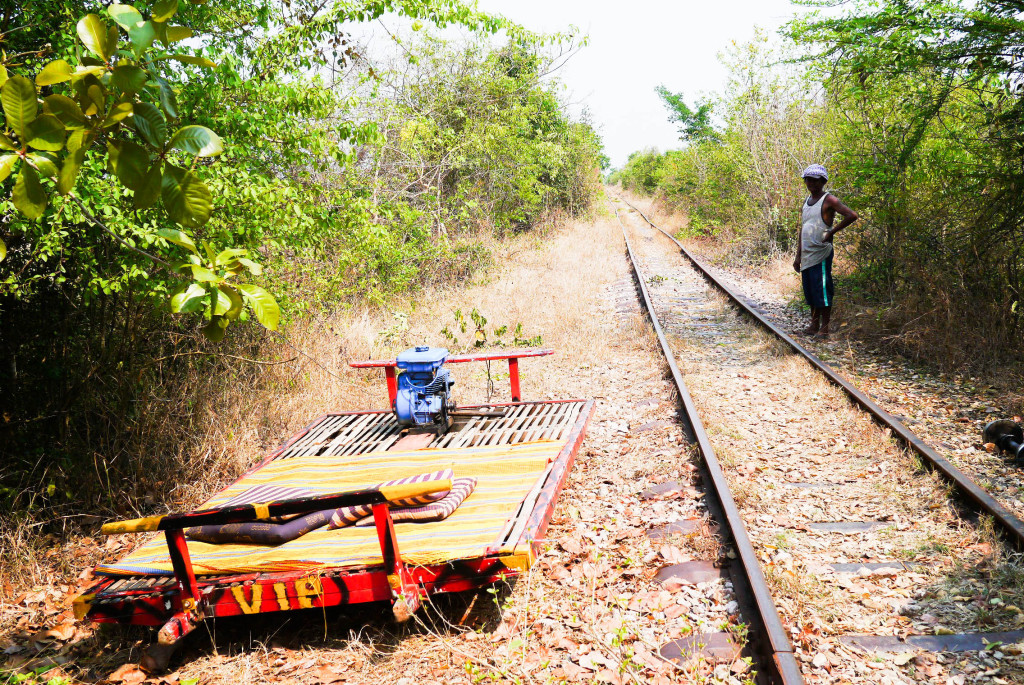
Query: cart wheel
983 419 1023 447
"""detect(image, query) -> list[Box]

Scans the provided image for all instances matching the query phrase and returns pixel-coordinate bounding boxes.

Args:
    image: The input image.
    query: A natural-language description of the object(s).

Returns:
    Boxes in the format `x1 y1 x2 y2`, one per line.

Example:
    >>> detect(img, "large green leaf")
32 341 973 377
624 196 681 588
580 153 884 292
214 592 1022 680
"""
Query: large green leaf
109 139 149 190
111 65 148 93
165 26 193 43
0 66 7 88
219 285 244 320
238 284 280 330
202 316 228 342
58 146 87 195
211 286 233 315
106 24 120 58
2 76 38 139
0 154 18 183
25 115 65 152
71 65 107 83
189 264 218 282
108 4 144 30
156 227 198 253
162 165 213 227
152 0 179 22
215 248 248 266
66 130 94 153
131 102 166 147
235 257 263 276
168 125 223 157
0 133 15 150
27 152 58 177
12 164 46 219
77 14 112 61
129 21 157 57
101 101 133 128
134 162 163 209
74 80 105 116
0 237 5 262
44 95 87 130
152 77 178 118
170 282 206 313
36 60 74 86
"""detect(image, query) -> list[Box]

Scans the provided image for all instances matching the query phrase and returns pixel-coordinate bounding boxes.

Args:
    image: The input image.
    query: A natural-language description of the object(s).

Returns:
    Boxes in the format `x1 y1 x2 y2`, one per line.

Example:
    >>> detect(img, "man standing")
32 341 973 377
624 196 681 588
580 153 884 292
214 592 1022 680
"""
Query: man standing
793 164 859 338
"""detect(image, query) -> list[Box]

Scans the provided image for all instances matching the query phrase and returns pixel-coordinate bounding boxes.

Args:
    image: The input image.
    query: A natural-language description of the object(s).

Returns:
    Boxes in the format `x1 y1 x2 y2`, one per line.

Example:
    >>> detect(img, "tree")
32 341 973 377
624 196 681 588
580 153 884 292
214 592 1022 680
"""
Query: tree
787 0 1024 364
655 85 718 144
2 2 278 341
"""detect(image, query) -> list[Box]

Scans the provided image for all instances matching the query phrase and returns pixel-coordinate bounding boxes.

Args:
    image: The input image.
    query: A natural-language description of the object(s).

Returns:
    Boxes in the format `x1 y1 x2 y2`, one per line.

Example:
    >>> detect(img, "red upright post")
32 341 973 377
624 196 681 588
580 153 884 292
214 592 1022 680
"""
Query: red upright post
372 502 420 621
385 367 398 407
159 529 203 644
166 529 200 613
508 357 521 402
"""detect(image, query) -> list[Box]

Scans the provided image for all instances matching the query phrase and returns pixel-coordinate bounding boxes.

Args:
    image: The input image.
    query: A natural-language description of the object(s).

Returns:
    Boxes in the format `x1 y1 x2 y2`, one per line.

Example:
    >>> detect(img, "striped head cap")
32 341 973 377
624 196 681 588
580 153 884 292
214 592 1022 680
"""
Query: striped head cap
801 164 828 180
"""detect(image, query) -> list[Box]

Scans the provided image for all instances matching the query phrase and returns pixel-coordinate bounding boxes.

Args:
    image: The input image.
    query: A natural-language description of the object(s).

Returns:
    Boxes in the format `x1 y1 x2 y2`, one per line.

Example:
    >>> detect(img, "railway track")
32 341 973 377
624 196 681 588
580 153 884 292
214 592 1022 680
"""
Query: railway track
611 196 1024 684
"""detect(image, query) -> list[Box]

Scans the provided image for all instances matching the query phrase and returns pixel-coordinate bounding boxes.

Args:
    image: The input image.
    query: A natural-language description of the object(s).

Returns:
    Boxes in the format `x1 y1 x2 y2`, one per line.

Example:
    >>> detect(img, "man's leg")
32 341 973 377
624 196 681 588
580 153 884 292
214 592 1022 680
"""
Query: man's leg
814 256 835 338
802 308 820 335
800 267 820 335
816 306 831 337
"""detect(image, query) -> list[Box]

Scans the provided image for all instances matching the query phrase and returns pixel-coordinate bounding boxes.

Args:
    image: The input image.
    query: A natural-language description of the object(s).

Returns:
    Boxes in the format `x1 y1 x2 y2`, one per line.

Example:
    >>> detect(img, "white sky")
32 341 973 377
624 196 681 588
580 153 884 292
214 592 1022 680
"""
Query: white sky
474 0 800 168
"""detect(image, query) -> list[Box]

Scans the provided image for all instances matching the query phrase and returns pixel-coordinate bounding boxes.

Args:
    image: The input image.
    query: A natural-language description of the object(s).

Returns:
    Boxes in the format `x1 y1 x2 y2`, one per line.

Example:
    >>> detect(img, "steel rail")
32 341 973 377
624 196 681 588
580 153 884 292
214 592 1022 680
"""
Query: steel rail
613 208 805 685
617 195 1024 550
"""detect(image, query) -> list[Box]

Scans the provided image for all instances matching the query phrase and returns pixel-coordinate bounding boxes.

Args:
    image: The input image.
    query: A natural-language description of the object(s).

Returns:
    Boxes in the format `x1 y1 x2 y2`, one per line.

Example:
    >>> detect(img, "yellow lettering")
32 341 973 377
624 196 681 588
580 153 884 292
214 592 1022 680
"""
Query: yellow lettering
273 582 289 611
231 584 263 614
295 577 323 609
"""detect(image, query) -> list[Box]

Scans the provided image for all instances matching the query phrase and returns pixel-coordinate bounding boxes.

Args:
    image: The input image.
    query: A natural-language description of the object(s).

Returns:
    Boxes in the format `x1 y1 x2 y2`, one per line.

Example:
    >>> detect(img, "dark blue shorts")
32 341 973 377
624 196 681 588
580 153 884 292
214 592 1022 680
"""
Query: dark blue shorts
801 253 834 309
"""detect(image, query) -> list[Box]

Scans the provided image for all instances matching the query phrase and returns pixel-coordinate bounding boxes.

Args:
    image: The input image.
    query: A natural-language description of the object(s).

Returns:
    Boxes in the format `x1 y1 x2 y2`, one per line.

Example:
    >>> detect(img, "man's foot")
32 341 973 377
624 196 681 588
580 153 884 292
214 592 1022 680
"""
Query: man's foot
800 324 819 336
814 326 830 339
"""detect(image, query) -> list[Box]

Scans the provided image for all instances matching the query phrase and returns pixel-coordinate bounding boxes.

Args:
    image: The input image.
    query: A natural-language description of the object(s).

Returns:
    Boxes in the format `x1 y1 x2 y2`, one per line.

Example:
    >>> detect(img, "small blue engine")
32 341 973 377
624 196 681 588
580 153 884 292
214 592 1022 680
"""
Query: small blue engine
394 346 455 433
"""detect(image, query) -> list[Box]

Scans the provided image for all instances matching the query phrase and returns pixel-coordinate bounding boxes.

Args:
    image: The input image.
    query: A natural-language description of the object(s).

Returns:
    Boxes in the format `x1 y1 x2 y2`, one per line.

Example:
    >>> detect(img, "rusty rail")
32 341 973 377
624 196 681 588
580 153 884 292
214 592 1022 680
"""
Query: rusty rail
616 195 1024 551
613 208 804 685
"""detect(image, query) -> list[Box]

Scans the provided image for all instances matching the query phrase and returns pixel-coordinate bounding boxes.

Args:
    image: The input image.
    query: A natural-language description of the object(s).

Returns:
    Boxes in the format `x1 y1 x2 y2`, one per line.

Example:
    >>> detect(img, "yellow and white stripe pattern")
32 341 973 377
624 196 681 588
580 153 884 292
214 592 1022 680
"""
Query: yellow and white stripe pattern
98 441 560 576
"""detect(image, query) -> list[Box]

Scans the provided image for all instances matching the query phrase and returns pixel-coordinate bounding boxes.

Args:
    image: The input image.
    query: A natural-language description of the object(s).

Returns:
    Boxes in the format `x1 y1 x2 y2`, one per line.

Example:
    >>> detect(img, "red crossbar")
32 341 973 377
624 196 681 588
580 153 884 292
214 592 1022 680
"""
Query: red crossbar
350 348 553 404
349 348 553 368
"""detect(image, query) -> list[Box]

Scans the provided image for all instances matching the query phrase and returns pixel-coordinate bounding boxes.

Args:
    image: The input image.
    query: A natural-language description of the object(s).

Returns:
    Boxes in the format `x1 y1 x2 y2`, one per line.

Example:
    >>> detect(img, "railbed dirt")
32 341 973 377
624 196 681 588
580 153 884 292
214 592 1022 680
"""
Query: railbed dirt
616 196 1024 684
1 206 755 684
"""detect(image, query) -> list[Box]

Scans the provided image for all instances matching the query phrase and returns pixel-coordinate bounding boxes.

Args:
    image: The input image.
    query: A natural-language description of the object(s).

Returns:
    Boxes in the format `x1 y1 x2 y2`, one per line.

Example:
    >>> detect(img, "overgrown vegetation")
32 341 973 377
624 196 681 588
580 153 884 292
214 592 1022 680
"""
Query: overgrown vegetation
0 0 602 583
613 1 1024 369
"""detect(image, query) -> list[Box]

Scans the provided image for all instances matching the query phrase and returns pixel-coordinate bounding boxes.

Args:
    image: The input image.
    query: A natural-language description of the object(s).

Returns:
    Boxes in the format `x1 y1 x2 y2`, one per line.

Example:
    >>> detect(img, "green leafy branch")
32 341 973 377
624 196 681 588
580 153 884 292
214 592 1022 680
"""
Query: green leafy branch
440 308 542 349
0 0 279 340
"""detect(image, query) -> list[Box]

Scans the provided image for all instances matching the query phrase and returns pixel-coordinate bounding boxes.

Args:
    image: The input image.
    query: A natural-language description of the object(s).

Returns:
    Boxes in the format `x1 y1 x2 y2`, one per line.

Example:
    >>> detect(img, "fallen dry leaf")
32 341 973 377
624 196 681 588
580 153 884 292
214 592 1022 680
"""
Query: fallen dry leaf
313 664 344 684
108 663 147 684
40 622 76 642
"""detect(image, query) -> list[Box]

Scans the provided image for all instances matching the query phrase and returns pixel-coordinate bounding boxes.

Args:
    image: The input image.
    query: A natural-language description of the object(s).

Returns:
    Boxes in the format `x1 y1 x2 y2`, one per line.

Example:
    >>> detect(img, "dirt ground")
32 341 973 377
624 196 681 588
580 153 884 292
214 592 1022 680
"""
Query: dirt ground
1 202 754 684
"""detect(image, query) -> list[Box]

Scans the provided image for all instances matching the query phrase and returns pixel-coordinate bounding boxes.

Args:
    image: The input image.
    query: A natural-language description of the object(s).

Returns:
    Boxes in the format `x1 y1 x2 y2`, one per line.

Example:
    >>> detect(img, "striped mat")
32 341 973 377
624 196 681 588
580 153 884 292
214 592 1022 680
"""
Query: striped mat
98 441 561 576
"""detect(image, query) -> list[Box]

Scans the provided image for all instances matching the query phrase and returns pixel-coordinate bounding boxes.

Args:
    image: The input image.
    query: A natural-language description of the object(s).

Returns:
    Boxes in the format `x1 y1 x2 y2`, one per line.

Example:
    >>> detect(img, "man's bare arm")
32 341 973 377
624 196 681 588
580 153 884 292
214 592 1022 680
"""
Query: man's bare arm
824 196 859 241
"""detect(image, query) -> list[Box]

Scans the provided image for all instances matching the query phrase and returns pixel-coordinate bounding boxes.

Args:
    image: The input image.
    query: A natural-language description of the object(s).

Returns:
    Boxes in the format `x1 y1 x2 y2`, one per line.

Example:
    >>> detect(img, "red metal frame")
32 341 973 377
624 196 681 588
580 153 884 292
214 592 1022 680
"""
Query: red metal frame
159 530 202 644
76 399 595 640
350 348 553 405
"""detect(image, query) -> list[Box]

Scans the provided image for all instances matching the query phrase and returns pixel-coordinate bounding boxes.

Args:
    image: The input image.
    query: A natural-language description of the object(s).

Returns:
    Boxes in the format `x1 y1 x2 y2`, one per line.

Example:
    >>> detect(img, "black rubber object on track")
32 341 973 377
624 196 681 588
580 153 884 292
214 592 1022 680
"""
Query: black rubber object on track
616 196 1024 552
613 207 805 685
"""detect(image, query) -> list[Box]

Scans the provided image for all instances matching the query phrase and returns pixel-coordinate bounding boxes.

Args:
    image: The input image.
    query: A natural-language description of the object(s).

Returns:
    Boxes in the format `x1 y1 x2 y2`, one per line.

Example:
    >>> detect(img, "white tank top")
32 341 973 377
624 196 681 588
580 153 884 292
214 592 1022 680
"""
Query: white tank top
800 193 833 271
